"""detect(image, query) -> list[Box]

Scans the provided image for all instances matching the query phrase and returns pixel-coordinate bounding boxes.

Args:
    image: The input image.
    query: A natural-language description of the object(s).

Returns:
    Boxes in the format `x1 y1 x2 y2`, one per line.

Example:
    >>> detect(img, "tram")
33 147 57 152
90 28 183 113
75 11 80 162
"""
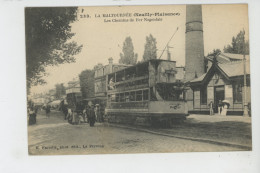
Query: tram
106 59 189 127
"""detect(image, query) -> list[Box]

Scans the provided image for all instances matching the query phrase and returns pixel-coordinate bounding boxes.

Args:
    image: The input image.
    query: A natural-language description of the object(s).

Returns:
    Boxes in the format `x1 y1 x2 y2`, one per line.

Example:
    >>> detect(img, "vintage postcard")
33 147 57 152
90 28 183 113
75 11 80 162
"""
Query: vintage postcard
26 4 251 155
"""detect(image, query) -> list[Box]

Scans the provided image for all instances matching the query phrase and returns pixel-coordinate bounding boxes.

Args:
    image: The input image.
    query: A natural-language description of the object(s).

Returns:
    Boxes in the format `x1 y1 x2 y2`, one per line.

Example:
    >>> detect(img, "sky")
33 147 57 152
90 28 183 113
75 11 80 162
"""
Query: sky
30 4 249 95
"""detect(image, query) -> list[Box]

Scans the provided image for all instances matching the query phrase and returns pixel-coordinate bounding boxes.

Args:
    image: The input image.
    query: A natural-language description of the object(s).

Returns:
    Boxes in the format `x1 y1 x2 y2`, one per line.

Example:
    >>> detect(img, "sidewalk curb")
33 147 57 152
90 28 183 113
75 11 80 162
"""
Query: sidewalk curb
107 123 252 150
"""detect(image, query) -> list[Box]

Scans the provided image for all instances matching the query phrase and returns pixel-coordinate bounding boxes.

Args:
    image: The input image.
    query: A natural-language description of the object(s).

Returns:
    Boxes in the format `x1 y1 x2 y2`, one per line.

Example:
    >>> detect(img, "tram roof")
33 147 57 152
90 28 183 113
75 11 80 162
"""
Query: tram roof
107 59 177 75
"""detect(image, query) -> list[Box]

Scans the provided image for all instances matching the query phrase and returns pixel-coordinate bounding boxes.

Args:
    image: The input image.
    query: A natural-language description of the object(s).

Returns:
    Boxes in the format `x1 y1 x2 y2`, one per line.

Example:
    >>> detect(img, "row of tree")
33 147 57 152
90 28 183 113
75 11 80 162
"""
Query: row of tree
208 30 249 56
223 30 249 55
119 34 158 65
204 30 249 73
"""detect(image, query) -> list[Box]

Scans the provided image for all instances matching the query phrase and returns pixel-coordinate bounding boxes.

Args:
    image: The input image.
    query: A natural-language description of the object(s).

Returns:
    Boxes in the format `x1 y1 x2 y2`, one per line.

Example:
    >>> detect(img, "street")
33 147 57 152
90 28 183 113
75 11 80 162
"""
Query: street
28 110 248 155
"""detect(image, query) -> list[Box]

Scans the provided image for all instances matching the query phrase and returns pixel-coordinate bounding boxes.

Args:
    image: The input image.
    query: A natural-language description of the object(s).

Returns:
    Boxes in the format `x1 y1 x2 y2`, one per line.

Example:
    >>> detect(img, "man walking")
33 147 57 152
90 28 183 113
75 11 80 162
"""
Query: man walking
89 105 96 127
46 104 51 118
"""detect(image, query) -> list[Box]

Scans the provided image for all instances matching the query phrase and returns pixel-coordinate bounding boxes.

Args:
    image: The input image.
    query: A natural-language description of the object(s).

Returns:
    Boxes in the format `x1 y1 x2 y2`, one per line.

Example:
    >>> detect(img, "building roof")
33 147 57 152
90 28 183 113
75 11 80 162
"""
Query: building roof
95 63 132 71
190 73 206 83
206 53 249 64
218 60 250 77
221 53 249 61
190 60 250 83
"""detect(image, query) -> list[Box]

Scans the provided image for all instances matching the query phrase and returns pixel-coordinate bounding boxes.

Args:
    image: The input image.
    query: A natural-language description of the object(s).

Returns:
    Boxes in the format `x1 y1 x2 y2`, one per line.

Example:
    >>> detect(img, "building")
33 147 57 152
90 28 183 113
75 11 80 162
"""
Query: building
94 57 131 104
184 5 250 115
188 53 250 115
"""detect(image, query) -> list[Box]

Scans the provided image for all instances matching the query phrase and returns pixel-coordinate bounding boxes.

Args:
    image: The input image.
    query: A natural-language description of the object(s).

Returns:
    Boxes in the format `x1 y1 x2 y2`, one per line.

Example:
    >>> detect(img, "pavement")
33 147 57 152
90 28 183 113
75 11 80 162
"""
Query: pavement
27 110 251 155
110 114 252 150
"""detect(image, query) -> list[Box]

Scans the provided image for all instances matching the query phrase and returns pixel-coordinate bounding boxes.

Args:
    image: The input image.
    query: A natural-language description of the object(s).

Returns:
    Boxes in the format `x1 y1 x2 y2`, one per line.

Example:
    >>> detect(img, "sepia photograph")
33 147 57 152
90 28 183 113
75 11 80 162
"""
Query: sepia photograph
25 4 252 155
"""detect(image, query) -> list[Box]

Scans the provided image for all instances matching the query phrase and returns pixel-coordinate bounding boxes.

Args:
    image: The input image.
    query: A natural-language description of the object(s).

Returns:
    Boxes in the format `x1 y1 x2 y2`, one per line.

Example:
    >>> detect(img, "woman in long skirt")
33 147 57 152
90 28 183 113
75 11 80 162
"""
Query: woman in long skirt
67 109 73 124
28 107 36 125
221 104 228 116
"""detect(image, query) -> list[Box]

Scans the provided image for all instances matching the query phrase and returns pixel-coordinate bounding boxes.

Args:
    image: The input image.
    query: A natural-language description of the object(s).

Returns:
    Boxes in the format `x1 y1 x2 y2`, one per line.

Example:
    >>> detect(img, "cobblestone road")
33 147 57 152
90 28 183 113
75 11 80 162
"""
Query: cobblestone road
28 110 243 155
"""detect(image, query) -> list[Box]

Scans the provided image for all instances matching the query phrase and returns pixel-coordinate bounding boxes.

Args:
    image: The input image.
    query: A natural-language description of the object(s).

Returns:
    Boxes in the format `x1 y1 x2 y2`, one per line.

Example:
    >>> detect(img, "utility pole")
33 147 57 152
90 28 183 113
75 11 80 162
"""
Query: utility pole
243 30 249 117
166 44 174 61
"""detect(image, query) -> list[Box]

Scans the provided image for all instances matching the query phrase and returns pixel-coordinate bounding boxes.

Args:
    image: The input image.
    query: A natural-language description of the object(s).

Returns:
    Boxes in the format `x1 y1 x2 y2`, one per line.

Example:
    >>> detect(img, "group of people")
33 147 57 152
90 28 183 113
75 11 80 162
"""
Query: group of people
208 100 229 116
28 103 52 125
63 103 104 127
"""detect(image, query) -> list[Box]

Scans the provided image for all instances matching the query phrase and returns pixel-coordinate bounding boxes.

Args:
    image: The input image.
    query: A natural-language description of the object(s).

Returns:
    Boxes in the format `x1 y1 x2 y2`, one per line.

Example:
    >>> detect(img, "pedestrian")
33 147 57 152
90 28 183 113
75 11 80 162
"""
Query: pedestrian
28 105 36 125
218 100 223 115
61 100 68 120
46 104 51 118
83 106 87 123
95 104 101 122
100 104 105 122
208 101 214 116
63 106 68 120
221 103 228 116
94 105 98 122
89 105 96 127
72 111 78 125
67 108 73 124
86 105 91 123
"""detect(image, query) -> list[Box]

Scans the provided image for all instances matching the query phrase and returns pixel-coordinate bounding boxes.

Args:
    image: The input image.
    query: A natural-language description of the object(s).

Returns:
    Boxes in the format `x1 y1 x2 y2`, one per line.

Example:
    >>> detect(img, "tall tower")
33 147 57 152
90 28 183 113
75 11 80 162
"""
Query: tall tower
185 5 204 81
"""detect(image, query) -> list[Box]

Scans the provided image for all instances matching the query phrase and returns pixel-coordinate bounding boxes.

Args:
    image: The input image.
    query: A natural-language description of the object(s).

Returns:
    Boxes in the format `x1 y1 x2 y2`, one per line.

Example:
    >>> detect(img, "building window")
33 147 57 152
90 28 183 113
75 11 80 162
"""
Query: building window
200 87 207 104
129 91 135 101
125 92 130 102
233 83 242 103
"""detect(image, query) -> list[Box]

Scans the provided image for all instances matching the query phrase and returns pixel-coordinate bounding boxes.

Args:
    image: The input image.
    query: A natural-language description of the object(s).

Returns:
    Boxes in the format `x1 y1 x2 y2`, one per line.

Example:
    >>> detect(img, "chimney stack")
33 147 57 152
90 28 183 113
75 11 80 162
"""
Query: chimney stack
108 57 113 73
185 5 205 81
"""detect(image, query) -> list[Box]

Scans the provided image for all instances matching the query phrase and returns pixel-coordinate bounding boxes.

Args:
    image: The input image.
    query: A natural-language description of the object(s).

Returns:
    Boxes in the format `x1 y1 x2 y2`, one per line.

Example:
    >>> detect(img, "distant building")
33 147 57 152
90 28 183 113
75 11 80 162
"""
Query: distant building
189 53 250 115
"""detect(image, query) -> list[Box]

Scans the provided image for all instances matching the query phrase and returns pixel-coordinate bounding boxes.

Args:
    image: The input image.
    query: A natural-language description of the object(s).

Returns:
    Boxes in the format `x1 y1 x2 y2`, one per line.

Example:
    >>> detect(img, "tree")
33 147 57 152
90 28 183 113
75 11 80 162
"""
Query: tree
223 30 249 54
119 37 138 65
25 7 83 92
55 83 66 99
79 69 95 99
143 34 157 61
